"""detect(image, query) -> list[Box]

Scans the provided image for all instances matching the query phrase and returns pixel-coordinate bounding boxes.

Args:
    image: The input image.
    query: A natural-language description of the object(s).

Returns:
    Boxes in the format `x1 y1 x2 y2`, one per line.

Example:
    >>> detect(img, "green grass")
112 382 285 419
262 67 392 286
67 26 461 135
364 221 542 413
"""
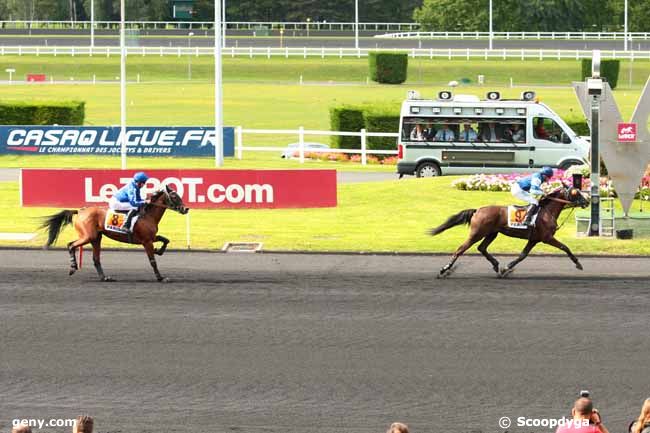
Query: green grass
3 177 650 255
0 56 648 86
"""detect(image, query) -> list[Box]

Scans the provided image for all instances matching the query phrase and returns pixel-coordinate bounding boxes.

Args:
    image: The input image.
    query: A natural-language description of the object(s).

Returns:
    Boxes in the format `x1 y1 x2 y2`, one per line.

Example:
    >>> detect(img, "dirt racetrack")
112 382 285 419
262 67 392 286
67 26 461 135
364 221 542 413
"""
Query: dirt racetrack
1 250 649 433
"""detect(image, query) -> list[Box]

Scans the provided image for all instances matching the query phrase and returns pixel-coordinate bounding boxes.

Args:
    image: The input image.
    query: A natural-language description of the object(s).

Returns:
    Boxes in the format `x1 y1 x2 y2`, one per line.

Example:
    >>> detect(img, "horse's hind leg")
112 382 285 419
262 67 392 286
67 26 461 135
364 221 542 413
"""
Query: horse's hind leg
439 231 484 277
67 236 91 275
91 235 114 282
500 239 538 277
154 235 170 256
545 236 583 270
477 232 500 274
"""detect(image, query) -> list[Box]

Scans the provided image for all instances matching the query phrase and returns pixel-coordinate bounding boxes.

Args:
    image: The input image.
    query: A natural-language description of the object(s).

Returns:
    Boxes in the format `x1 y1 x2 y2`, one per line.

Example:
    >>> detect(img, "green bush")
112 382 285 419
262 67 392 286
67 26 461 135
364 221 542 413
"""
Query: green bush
329 105 364 148
563 114 590 137
363 105 400 151
0 101 85 125
581 59 620 89
368 52 408 84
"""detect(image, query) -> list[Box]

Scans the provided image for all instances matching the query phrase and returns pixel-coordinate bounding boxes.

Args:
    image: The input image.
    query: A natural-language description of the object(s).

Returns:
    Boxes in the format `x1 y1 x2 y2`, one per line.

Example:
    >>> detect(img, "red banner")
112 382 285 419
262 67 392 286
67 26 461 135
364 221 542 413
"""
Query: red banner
21 169 337 209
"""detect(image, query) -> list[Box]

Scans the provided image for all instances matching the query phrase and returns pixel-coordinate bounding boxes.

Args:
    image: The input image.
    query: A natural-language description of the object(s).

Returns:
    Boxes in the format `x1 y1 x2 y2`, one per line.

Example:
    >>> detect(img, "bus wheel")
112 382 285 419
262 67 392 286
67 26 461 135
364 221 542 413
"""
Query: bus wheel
559 160 582 170
416 162 441 178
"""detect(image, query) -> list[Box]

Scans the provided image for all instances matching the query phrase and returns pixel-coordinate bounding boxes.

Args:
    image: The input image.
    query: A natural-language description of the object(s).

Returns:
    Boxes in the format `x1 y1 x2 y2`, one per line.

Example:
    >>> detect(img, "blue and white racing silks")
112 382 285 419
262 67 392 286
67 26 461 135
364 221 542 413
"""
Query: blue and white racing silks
114 180 146 207
517 173 544 196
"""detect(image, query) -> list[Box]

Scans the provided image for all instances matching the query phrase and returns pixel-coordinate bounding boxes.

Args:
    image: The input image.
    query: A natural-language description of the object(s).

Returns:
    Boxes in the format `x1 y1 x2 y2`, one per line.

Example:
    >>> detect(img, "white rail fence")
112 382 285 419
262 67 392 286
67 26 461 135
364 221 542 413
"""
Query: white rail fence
1 21 649 39
0 20 417 32
377 31 650 40
1 46 650 60
235 127 399 165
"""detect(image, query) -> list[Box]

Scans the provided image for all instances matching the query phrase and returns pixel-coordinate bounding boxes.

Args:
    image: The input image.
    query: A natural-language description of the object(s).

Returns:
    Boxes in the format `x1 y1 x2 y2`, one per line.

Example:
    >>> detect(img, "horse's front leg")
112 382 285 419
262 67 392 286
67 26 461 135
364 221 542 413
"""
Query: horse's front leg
144 240 169 282
500 239 538 277
544 236 583 270
154 235 170 256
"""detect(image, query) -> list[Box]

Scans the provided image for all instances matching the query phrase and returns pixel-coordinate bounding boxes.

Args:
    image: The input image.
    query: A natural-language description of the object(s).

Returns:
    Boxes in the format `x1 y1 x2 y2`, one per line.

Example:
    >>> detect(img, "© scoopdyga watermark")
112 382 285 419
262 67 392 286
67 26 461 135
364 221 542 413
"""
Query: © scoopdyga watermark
13 418 76 430
498 416 591 429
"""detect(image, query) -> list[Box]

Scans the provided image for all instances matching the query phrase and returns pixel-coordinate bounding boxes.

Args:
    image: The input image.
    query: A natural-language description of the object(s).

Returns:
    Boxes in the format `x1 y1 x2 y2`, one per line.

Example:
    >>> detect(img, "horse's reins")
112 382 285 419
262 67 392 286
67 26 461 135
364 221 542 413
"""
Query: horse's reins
544 195 579 230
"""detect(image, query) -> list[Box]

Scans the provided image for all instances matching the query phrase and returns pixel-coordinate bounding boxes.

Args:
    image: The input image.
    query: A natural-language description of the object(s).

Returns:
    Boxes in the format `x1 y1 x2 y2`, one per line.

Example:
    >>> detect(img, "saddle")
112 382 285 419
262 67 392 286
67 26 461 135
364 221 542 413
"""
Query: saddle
105 209 138 234
507 205 538 229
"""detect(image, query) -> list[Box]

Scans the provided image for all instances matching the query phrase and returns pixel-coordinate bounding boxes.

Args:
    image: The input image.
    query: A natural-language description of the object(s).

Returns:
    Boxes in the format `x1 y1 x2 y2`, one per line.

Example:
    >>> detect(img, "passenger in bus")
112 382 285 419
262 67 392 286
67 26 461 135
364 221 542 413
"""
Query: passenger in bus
504 123 525 143
459 123 477 142
534 118 549 139
434 124 455 141
480 122 501 142
410 124 425 141
424 123 436 141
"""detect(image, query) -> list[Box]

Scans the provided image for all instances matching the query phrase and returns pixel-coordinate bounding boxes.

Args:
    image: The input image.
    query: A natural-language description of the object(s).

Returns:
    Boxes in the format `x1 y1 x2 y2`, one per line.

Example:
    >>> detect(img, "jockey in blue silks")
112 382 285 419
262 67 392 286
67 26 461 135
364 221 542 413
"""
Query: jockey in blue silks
108 172 149 232
511 166 554 227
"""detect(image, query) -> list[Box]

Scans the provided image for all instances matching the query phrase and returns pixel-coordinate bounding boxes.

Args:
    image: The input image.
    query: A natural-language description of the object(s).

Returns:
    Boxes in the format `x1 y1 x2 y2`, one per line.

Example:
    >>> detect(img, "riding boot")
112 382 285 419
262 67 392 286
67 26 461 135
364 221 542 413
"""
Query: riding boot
523 204 539 227
124 209 137 232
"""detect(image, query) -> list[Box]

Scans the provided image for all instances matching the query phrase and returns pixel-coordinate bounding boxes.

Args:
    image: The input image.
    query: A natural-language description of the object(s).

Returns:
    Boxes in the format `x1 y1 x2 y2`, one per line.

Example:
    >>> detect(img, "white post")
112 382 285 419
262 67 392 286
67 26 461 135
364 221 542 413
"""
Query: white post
355 0 359 50
236 125 243 159
222 0 226 48
90 0 94 49
488 0 493 50
298 126 305 163
214 0 224 167
185 212 191 249
120 0 127 170
623 0 627 51
361 128 367 165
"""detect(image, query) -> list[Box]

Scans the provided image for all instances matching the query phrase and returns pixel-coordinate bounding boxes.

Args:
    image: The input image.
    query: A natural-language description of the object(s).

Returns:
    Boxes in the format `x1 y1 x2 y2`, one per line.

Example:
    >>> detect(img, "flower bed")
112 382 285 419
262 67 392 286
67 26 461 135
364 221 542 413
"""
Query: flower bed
451 165 650 201
297 151 397 165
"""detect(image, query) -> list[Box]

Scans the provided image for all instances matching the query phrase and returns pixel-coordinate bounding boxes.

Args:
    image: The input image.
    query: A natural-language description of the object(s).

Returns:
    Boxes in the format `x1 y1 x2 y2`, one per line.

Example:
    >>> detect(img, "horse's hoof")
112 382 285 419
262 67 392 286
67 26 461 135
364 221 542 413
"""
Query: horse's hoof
101 276 115 282
158 277 171 283
69 268 77 276
154 249 163 256
575 262 583 271
499 267 514 278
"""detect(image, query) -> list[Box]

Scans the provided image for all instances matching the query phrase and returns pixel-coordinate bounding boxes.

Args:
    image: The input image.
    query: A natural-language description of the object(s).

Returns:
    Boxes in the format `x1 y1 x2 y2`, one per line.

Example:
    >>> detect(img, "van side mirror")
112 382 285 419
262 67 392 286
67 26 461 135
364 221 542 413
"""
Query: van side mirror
562 133 571 144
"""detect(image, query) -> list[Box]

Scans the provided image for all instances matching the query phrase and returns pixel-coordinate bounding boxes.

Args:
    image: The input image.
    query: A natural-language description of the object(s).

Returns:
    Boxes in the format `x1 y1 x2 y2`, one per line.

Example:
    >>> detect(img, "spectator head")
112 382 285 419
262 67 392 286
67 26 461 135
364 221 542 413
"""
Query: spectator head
73 416 93 433
387 422 409 433
463 123 472 130
572 397 594 419
632 398 650 433
488 122 496 128
12 425 33 433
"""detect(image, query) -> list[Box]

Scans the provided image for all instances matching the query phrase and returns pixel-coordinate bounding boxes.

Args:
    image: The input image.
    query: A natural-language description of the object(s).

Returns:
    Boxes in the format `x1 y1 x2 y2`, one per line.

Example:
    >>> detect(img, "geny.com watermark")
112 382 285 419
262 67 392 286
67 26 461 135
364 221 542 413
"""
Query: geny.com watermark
12 418 76 430
498 416 591 429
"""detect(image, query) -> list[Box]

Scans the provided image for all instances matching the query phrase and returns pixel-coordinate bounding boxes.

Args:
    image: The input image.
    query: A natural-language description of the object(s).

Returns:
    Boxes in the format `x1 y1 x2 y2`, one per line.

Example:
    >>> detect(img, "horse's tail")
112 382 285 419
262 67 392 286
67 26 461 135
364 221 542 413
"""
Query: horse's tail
428 209 476 236
40 210 78 247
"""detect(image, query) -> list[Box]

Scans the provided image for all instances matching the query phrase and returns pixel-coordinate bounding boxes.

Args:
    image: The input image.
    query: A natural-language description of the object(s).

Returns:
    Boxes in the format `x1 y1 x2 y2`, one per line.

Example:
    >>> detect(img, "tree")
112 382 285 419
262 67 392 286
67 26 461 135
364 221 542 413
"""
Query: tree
413 0 487 32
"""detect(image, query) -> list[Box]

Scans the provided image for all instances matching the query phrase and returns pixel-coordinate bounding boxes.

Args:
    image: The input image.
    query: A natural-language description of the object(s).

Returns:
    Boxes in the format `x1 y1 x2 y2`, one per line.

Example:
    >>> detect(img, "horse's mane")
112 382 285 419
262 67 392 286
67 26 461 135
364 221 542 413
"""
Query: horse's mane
144 187 167 212
540 186 565 206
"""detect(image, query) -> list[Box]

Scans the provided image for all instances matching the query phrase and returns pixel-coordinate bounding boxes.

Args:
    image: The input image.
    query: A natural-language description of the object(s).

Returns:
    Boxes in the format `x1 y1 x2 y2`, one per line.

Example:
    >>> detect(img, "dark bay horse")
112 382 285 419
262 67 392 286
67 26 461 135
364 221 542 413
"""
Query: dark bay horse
41 185 189 282
430 185 589 278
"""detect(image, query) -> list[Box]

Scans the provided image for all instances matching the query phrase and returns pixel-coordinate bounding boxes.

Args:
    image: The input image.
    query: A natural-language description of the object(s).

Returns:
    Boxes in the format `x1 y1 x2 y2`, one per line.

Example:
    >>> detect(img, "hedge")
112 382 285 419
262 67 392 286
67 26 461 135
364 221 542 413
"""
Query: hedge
0 101 85 125
363 106 400 151
329 105 364 149
368 51 408 84
581 59 620 89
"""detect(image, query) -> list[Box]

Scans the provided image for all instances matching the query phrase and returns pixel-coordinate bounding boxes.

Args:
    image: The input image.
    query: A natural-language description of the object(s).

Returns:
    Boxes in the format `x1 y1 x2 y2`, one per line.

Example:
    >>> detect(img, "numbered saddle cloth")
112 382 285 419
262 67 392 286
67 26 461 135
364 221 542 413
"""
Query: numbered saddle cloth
104 210 138 234
507 205 537 229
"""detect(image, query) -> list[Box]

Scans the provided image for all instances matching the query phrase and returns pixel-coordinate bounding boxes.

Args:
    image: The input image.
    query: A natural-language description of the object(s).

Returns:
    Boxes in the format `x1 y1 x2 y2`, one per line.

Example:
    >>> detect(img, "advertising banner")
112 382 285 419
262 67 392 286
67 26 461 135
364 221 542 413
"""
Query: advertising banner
1 126 234 157
21 169 337 209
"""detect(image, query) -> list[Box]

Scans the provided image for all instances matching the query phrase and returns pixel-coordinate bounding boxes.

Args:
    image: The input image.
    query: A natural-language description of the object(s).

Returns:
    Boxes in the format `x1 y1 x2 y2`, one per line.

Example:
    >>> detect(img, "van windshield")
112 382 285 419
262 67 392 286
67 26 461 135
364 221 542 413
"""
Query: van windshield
402 117 526 143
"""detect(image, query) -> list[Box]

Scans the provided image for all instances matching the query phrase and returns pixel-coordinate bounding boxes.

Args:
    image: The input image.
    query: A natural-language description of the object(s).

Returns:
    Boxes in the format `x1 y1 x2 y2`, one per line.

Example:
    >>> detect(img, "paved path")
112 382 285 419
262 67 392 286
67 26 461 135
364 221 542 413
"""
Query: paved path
1 250 649 433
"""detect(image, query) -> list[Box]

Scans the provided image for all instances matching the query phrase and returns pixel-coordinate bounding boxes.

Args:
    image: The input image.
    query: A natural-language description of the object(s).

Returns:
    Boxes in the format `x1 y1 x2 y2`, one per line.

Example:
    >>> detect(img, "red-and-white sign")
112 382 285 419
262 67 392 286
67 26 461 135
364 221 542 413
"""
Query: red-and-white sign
21 169 337 209
617 123 637 142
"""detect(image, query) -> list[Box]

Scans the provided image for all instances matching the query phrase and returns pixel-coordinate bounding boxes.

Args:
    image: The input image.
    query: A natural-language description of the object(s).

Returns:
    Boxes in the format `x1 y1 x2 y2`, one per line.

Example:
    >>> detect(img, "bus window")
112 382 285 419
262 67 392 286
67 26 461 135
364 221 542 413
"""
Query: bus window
533 117 568 143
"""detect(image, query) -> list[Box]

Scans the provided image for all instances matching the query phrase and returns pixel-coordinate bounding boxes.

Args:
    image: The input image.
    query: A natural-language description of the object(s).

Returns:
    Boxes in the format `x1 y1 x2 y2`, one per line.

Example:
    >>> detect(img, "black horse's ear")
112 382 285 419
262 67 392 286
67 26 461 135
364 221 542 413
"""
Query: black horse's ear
166 184 173 192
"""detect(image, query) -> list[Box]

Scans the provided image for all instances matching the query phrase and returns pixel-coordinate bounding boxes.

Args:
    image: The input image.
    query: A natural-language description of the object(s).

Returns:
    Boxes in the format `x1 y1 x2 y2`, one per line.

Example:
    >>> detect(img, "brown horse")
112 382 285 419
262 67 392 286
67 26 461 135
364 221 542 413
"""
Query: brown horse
430 185 589 278
41 184 189 282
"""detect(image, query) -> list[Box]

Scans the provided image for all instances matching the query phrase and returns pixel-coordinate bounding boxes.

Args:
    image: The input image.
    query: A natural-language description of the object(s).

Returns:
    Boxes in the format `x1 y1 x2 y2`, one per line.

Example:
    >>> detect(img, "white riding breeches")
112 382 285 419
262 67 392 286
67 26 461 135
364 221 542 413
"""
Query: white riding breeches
511 183 539 205
108 196 137 211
